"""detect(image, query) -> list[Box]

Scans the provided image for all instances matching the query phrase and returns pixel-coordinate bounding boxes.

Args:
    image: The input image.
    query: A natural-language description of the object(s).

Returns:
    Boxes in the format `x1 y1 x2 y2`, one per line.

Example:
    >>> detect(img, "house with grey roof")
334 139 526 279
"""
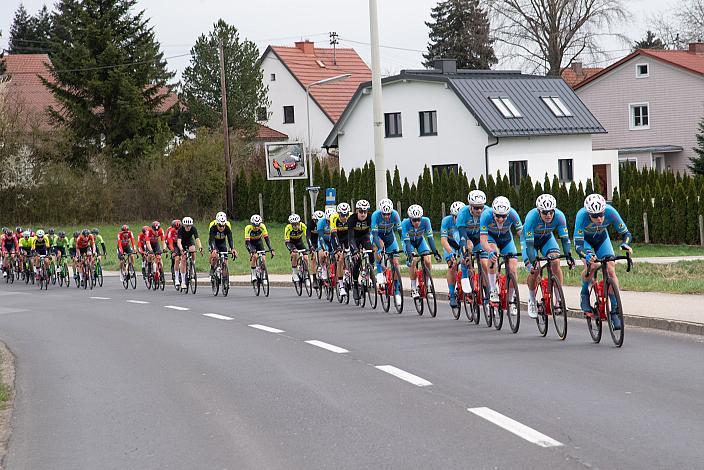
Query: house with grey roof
323 59 618 197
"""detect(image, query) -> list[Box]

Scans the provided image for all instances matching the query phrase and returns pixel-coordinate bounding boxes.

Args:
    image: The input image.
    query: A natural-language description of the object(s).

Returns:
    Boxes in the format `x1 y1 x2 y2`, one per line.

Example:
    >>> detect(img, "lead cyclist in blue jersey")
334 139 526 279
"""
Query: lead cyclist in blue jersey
479 196 523 303
574 193 632 330
440 201 466 308
457 189 490 297
316 207 337 281
520 194 575 318
402 204 441 299
371 198 403 303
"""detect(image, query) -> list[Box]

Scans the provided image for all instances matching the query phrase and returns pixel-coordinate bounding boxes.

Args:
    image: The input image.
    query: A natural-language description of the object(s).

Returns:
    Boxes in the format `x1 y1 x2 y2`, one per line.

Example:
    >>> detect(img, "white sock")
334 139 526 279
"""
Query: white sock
489 273 496 291
411 279 417 289
529 289 536 303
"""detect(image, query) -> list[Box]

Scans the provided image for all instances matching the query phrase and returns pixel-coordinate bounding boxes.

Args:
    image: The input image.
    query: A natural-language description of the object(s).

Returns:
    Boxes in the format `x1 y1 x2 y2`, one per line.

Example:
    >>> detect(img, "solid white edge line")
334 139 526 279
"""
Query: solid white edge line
203 313 234 321
305 340 349 354
164 305 189 311
375 365 432 387
467 407 563 448
248 324 284 333
90 296 110 300
127 300 149 304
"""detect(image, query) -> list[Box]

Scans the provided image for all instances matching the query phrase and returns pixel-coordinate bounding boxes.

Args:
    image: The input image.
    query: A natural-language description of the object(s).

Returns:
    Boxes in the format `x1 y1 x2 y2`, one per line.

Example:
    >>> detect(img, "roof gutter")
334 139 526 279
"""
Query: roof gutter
484 136 499 181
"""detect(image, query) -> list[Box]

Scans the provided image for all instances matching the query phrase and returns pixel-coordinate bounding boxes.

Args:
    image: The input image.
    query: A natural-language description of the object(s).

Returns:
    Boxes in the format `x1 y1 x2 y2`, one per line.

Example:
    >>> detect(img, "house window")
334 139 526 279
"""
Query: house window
508 160 528 187
432 164 458 176
384 112 402 138
619 158 637 168
636 64 649 78
629 103 649 129
283 106 295 124
257 107 267 121
419 111 438 136
490 97 522 118
270 73 276 81
558 158 573 182
541 96 573 117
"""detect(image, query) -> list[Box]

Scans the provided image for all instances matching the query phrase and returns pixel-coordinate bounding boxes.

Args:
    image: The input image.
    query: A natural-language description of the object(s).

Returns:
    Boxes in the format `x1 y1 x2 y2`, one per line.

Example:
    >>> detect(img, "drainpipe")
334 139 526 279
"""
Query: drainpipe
484 136 499 181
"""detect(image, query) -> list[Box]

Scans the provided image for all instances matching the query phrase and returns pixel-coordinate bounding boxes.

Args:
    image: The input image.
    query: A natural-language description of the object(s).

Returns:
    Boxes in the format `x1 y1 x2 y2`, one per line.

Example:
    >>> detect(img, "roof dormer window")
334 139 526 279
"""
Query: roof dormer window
490 97 522 118
636 63 649 78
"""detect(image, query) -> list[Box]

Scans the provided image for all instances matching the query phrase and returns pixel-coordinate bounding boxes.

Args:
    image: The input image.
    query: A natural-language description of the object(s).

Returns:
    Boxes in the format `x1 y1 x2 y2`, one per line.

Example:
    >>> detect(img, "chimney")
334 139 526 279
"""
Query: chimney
295 40 315 55
433 58 457 74
571 61 583 76
689 43 704 55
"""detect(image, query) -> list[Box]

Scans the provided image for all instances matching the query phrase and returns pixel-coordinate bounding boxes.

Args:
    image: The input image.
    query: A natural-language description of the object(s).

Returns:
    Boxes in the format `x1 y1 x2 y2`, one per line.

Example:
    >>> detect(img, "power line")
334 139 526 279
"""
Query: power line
339 37 425 53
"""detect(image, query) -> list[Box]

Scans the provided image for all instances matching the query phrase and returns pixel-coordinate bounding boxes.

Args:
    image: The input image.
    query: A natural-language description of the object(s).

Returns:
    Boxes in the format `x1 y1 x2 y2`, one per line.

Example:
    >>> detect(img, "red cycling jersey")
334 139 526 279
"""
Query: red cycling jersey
165 227 177 251
137 233 148 253
1 233 18 251
76 234 94 250
117 230 135 252
146 227 165 248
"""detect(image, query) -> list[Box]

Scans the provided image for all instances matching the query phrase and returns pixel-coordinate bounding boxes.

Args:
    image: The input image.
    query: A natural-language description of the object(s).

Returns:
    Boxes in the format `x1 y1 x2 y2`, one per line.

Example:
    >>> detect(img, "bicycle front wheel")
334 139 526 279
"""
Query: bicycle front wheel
605 278 624 347
211 270 220 296
505 272 520 334
367 265 378 309
262 265 270 297
221 263 229 297
302 259 312 297
392 265 404 314
380 269 391 312
189 261 197 294
129 264 136 289
480 271 492 327
550 277 567 340
97 264 103 287
587 282 602 343
424 268 437 318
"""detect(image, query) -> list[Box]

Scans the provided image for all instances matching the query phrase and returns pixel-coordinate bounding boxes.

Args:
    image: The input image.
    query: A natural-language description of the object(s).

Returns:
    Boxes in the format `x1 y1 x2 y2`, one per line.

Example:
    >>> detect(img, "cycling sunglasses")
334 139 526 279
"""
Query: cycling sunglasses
589 212 605 219
494 214 507 220
411 218 421 223
540 210 555 216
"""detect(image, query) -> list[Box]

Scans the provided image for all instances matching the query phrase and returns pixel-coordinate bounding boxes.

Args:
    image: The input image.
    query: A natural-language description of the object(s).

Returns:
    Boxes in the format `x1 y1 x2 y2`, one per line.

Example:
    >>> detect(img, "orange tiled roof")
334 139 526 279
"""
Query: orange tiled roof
256 123 288 140
561 66 603 88
268 42 371 122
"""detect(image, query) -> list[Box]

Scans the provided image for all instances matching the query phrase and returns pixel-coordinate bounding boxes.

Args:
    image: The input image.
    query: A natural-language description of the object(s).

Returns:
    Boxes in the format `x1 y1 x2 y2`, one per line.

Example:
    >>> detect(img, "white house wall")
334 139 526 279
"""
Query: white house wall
260 53 333 153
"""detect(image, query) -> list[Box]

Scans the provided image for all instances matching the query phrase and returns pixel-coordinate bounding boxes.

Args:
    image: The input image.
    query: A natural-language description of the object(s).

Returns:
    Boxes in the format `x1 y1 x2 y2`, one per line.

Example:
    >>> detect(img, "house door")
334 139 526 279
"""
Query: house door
593 164 608 198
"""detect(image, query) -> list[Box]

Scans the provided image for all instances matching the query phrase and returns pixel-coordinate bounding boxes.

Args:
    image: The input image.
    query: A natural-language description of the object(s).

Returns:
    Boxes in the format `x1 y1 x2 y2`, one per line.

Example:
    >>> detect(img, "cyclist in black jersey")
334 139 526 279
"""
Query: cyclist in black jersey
347 200 374 301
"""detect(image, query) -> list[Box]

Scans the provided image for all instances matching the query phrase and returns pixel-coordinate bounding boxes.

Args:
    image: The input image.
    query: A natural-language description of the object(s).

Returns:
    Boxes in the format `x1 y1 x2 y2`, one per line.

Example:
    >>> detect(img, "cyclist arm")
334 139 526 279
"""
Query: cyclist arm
400 221 413 258
424 218 438 254
522 213 537 263
573 210 588 259
97 235 106 255
226 226 234 251
479 211 495 256
371 212 382 246
208 225 217 251
284 225 294 251
439 216 452 253
555 210 572 256
606 206 632 249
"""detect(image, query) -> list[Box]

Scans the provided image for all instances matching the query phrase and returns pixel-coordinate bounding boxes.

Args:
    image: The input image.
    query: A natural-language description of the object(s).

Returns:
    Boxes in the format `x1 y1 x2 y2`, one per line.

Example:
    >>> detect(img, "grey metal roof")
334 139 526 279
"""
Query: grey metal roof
618 145 683 154
323 69 605 147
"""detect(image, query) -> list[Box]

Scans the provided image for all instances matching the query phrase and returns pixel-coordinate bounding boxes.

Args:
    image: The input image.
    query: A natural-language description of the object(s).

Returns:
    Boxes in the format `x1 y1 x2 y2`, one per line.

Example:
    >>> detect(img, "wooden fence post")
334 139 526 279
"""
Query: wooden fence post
258 193 264 220
441 202 446 218
396 201 402 215
303 193 309 223
699 214 704 247
643 212 649 244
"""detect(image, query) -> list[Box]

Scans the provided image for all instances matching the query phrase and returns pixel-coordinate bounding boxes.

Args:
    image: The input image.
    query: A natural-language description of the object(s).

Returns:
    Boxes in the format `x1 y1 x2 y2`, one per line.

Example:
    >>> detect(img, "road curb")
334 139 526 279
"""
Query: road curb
0 341 16 470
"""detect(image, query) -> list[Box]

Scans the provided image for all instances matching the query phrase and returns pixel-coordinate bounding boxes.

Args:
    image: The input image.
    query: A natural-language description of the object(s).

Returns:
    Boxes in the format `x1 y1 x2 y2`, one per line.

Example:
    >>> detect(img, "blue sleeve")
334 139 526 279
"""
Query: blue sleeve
440 216 451 239
554 209 571 254
479 210 492 236
316 219 326 234
456 207 468 228
400 219 410 243
393 211 402 233
423 218 437 253
371 212 381 244
573 209 587 258
510 208 523 233
522 210 536 243
606 205 631 244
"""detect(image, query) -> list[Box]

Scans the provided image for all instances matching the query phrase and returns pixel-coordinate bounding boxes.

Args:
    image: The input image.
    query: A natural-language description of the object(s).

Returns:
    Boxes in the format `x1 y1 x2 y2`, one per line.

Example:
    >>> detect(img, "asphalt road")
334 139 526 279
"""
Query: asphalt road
0 280 703 469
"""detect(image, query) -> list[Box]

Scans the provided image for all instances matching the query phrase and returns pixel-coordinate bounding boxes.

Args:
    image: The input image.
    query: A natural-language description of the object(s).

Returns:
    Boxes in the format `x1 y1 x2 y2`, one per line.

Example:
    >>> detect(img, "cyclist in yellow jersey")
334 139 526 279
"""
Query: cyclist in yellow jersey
330 202 352 298
31 229 51 278
208 211 237 277
284 213 309 282
245 214 274 282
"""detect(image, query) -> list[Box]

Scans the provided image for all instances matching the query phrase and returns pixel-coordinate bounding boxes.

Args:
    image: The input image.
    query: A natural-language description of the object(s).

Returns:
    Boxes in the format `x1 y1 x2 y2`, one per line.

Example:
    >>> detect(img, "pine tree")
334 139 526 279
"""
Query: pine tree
689 118 704 176
423 0 497 70
585 178 595 196
650 185 662 243
633 30 665 50
661 185 674 243
685 182 699 244
430 168 442 221
568 181 579 217
518 176 533 216
392 167 402 203
486 174 496 201
469 177 477 192
672 183 687 244
8 4 37 54
401 178 411 212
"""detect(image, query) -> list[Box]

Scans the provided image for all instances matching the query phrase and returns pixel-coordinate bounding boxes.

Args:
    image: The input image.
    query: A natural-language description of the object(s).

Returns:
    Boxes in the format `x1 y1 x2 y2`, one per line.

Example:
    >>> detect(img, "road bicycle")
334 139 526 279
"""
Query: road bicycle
251 250 272 297
290 249 312 297
2 253 16 284
337 249 352 304
379 252 404 314
410 253 437 317
81 254 95 290
48 256 57 285
181 249 199 294
584 252 632 347
211 251 233 297
451 249 486 322
315 252 335 301
93 254 104 287
56 253 71 288
533 255 571 340
120 254 137 290
36 255 50 290
486 253 521 333
152 252 165 291
354 249 377 309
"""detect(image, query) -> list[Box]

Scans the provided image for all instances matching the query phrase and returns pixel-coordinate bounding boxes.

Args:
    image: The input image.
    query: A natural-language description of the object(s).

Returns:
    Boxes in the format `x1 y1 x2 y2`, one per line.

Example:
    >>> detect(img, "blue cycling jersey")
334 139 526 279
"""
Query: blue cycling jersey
456 205 488 234
401 217 437 254
573 205 631 258
316 218 332 240
371 209 401 243
521 208 571 262
440 215 460 243
479 208 523 240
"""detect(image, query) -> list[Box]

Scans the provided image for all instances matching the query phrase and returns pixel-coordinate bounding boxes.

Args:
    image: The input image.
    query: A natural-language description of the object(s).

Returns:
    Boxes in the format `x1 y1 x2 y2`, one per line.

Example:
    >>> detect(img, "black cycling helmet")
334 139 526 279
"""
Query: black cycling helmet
15 226 22 234
121 224 129 232
81 229 90 236
58 231 66 238
91 228 99 235
48 227 55 235
1 227 8 234
73 231 80 238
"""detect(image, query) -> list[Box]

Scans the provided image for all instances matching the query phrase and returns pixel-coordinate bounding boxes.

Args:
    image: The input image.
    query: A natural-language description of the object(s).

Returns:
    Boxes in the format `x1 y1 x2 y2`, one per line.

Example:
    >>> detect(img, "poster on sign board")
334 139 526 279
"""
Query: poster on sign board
264 142 308 180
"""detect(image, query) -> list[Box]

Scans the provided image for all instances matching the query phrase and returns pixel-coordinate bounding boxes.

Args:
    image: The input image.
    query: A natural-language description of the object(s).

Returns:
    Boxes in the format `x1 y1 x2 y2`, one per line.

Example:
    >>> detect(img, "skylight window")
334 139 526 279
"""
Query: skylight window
490 97 522 118
542 96 573 117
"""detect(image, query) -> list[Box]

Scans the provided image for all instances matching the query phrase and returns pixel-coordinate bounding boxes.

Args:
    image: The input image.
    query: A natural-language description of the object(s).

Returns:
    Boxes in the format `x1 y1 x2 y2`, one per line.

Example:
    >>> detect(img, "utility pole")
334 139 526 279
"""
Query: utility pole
369 0 387 201
218 40 234 217
329 32 339 65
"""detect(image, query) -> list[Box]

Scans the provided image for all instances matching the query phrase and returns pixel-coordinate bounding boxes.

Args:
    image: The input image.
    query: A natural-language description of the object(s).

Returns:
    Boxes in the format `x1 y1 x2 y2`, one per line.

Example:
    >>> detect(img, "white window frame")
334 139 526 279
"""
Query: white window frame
635 63 649 78
490 97 522 118
629 102 650 130
541 96 573 117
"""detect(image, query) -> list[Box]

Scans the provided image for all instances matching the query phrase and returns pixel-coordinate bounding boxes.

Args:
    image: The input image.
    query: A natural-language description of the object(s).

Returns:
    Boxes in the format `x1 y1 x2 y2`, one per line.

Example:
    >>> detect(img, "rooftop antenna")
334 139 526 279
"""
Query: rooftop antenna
329 31 339 65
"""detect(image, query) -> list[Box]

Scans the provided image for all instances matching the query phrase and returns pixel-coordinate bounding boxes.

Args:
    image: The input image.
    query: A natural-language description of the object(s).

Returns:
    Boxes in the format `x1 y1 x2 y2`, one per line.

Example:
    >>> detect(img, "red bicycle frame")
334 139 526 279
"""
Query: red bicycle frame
540 277 552 315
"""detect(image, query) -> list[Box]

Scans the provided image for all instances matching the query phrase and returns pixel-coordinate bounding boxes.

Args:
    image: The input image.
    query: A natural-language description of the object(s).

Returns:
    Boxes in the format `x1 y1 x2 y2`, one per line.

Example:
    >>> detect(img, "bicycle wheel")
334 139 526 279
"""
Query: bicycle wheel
221 263 229 297
605 278 624 347
159 267 165 291
550 277 567 340
262 264 270 297
392 264 404 314
97 263 103 287
89 266 95 290
302 259 312 297
129 263 137 289
505 272 520 334
294 266 303 296
211 268 220 296
315 271 323 299
587 282 603 343
328 265 336 303
380 268 391 312
452 280 462 321
121 265 128 289
535 288 549 337
480 271 492 327
253 268 261 296
366 264 378 310
189 260 197 294
424 268 437 318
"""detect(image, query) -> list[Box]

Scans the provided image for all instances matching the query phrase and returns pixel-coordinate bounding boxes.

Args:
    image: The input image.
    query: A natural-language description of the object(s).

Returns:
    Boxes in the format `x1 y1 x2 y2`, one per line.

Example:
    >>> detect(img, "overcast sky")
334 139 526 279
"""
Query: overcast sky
1 0 678 80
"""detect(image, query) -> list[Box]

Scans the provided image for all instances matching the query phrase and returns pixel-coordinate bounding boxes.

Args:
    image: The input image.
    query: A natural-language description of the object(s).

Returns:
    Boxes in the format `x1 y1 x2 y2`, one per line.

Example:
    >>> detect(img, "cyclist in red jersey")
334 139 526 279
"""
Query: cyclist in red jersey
137 226 149 276
75 229 96 285
1 228 19 278
117 225 136 281
166 220 181 284
145 221 166 283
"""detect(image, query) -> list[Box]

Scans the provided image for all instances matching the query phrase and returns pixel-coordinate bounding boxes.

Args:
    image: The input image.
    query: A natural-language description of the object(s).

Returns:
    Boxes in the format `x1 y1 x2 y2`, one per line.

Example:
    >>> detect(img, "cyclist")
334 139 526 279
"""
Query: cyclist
208 211 237 279
307 210 325 282
137 226 150 277
401 204 441 299
457 190 490 296
574 193 632 330
521 194 575 318
31 229 51 279
69 231 79 282
166 219 181 283
245 215 274 282
284 213 309 282
75 229 96 285
176 217 203 289
19 231 32 276
1 227 18 277
145 221 166 277
371 198 403 304
330 202 352 298
479 196 523 303
54 231 70 274
91 228 107 261
440 201 466 308
117 225 136 283
347 199 374 301
316 208 336 283
47 228 56 257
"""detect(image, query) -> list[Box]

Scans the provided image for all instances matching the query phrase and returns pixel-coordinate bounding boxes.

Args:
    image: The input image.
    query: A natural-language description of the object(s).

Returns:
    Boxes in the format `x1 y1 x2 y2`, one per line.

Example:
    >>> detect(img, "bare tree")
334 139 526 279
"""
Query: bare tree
489 0 629 76
652 0 704 49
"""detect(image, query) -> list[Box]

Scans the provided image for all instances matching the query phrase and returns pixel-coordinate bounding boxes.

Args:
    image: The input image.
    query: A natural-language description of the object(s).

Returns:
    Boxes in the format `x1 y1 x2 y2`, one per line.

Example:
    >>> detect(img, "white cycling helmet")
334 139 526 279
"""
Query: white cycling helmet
288 213 301 224
584 193 606 214
215 211 227 225
356 199 370 211
250 214 262 225
324 207 336 220
492 196 511 216
336 202 350 216
37 229 45 238
313 210 325 221
450 201 465 216
182 217 193 227
378 198 394 214
468 189 487 206
23 231 30 238
407 204 423 219
536 194 557 212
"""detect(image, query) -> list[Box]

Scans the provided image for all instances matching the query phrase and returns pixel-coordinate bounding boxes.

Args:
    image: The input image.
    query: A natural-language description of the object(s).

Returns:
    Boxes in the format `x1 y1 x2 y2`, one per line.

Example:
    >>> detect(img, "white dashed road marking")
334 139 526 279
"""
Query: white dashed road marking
375 365 432 387
127 300 149 304
248 324 285 333
90 296 110 300
203 313 233 321
305 340 349 353
468 407 563 448
164 305 189 311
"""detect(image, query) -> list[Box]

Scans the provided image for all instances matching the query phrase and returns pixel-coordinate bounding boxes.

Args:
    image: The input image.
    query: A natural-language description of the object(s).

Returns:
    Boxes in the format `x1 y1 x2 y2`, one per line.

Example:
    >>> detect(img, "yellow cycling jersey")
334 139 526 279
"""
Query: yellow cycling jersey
19 238 32 249
31 235 50 250
244 223 268 240
208 220 232 231
284 222 307 241
329 213 349 233
208 219 232 241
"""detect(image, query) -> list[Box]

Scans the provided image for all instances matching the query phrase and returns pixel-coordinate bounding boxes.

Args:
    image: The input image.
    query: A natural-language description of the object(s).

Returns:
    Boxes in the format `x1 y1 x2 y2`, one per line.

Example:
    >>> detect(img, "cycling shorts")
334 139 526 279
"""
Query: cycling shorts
117 245 133 260
248 239 265 253
79 246 92 257
318 237 332 253
34 246 49 256
407 238 431 256
581 235 614 261
374 233 400 255
211 239 228 254
288 238 306 252
483 235 517 259
522 235 560 264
